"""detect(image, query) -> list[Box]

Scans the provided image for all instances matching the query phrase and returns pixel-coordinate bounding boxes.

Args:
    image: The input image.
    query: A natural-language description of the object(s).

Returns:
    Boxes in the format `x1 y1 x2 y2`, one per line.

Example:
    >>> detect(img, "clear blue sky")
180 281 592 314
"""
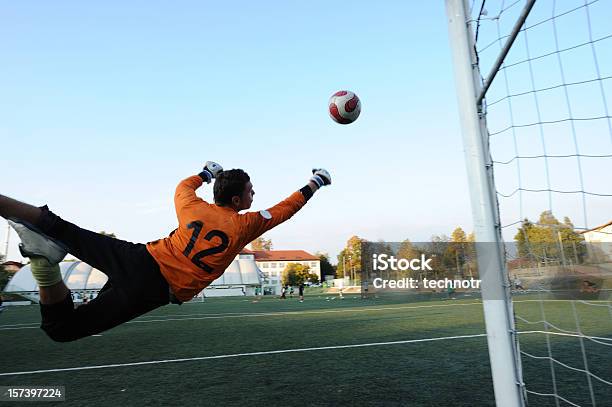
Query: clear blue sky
1 1 610 263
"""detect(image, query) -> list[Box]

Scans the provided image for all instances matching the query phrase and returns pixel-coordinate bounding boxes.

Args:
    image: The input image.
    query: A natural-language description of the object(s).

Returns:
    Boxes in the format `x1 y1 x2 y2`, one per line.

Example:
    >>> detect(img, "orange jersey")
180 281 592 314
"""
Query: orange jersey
147 175 307 302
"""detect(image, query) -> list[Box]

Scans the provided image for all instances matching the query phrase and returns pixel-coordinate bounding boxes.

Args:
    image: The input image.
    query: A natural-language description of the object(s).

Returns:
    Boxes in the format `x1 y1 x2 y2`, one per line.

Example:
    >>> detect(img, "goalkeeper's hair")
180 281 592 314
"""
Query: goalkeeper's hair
213 169 250 206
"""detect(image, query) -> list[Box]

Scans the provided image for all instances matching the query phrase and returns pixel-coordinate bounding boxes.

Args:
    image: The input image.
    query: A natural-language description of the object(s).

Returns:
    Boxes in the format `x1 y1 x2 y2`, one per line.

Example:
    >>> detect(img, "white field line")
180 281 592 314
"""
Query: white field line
1 329 609 377
2 298 608 331
0 333 488 377
512 299 611 303
0 302 485 331
127 302 485 324
0 322 40 328
518 330 612 342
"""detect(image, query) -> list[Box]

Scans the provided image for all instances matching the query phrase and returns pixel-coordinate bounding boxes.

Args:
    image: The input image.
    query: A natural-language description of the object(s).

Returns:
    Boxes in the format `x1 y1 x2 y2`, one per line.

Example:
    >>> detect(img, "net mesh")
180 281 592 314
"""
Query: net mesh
469 0 612 405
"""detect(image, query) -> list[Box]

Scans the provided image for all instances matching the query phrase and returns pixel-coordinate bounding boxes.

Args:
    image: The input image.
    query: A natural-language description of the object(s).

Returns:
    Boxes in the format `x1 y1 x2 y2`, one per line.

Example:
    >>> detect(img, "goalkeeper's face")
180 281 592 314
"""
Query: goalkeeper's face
236 181 254 210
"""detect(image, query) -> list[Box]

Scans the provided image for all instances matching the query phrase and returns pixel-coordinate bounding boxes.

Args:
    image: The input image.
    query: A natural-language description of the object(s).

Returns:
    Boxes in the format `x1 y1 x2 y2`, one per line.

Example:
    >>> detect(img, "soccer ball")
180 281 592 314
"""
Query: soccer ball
328 90 361 124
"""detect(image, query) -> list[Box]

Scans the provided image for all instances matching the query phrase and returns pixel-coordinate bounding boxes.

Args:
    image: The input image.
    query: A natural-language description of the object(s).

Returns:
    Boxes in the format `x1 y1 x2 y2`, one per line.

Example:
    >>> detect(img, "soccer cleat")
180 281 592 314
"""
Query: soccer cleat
7 219 67 264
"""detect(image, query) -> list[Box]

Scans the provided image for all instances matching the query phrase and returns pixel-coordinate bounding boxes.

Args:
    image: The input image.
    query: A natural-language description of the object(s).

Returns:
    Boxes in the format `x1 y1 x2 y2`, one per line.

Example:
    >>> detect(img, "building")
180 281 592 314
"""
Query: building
3 261 108 303
3 257 265 302
581 220 612 243
201 257 264 297
241 249 320 295
3 249 322 300
580 220 612 260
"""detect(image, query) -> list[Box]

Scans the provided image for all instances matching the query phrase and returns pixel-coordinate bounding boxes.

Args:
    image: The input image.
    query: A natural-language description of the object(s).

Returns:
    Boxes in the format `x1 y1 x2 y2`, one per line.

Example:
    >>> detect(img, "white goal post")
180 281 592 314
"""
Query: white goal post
445 1 529 406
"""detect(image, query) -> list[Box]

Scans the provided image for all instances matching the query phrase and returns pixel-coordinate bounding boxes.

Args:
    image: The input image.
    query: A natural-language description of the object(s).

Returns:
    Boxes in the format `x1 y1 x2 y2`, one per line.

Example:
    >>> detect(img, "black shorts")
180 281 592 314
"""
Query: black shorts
35 206 170 342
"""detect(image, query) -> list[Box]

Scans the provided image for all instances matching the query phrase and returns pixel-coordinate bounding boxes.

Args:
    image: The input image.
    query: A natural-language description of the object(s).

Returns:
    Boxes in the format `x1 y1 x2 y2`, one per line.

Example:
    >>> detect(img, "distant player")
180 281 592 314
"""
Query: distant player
446 285 456 299
280 285 287 299
298 282 305 302
361 280 369 299
1 163 331 342
513 277 524 291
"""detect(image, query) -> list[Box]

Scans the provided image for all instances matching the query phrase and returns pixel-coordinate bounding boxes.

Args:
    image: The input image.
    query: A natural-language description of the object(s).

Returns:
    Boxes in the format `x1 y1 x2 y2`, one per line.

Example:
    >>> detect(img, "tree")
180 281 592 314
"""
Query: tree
282 263 318 286
250 237 273 251
514 218 534 259
514 211 585 265
316 252 336 280
449 227 468 277
465 231 478 278
397 239 419 260
396 239 421 279
99 231 116 238
451 227 467 244
420 235 452 280
336 249 348 278
336 235 365 280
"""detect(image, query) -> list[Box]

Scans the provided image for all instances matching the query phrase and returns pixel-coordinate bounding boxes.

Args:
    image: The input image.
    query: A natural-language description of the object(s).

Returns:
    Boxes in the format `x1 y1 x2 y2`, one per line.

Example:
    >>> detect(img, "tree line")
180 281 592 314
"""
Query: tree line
250 210 587 285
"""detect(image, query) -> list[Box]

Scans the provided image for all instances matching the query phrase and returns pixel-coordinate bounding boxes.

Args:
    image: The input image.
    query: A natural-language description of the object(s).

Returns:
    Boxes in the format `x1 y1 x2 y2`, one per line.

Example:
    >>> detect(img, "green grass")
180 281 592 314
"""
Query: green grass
0 293 610 406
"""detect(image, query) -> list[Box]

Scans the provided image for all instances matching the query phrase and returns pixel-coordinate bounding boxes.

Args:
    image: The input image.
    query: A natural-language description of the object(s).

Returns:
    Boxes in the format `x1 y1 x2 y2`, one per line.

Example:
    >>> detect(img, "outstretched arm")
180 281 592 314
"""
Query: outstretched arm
174 161 224 214
241 168 331 243
174 175 206 211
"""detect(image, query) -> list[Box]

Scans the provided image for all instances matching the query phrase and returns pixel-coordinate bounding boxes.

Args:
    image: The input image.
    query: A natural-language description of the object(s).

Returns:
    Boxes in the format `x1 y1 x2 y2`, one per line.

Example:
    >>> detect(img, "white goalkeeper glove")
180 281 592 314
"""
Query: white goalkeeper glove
310 168 332 187
199 161 224 183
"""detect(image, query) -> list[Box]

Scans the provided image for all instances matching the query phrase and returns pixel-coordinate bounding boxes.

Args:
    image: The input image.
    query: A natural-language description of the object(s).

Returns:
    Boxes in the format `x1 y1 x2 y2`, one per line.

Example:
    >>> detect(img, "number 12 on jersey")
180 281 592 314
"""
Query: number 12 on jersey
182 221 229 273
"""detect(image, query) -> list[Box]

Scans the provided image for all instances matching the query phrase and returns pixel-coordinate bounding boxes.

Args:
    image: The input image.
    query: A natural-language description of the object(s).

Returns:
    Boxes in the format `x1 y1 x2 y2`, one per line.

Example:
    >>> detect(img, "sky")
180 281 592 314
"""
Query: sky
1 1 610 264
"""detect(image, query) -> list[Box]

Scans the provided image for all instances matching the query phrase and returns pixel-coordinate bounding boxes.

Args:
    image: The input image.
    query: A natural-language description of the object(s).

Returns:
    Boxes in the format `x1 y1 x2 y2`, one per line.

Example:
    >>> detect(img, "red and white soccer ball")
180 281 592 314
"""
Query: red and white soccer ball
328 90 361 125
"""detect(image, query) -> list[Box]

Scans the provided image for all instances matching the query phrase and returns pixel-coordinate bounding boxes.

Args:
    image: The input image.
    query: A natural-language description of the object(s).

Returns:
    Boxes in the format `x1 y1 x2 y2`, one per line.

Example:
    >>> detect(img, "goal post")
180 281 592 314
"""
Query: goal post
445 0 527 405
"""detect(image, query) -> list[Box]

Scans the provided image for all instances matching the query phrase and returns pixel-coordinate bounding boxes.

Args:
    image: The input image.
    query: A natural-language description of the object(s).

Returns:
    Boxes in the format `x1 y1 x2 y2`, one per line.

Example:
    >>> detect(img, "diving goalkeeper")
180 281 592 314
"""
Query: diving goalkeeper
0 163 331 342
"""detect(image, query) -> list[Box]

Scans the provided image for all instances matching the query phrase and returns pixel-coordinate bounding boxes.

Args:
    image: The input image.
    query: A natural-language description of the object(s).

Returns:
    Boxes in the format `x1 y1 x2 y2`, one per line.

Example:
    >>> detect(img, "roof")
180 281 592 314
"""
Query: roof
4 261 108 293
580 220 612 234
252 250 319 261
209 259 263 286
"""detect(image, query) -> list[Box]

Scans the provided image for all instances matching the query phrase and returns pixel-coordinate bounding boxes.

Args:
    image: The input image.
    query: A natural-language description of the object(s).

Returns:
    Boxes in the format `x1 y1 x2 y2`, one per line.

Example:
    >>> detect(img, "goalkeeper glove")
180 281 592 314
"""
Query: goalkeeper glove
310 168 332 188
199 161 223 183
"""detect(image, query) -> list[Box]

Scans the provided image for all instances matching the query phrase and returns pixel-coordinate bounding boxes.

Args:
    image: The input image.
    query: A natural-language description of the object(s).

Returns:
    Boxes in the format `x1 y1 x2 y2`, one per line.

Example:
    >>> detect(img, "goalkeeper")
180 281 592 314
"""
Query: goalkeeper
0 163 331 342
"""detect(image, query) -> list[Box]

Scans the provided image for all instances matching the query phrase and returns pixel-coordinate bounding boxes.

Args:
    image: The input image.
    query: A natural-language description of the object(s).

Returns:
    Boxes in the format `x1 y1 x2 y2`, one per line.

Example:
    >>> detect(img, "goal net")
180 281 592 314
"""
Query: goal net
447 0 612 405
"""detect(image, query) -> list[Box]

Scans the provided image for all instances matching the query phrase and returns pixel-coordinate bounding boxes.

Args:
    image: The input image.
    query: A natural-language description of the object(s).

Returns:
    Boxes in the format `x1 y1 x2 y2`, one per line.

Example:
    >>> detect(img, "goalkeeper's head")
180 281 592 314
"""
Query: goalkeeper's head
213 169 254 211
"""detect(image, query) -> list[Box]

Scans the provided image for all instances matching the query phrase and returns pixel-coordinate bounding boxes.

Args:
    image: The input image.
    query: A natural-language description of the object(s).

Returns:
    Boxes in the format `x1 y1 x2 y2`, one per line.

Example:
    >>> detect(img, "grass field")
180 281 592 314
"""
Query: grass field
1 291 610 406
